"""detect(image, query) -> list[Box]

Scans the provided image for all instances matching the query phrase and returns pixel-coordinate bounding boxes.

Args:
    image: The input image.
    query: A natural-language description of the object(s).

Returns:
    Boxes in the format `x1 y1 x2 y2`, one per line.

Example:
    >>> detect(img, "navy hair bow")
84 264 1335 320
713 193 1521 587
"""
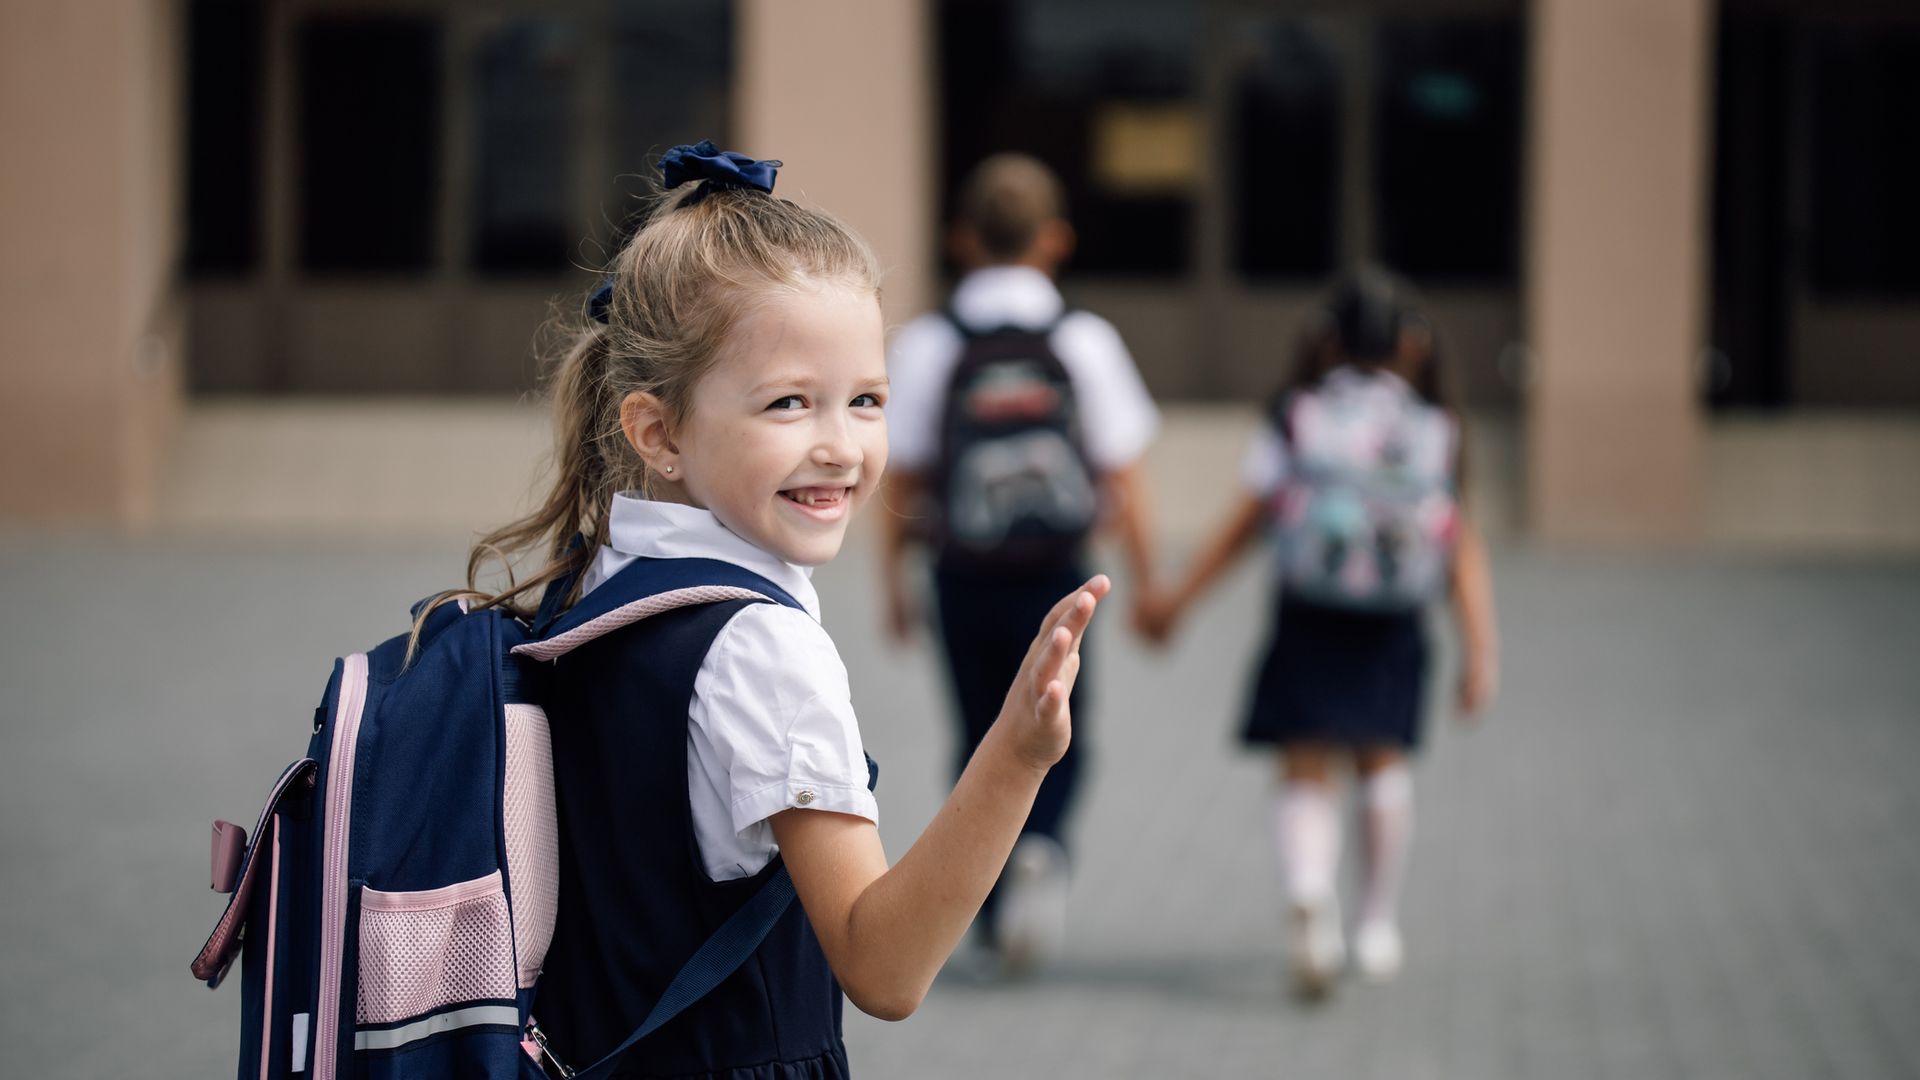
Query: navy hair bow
587 278 615 325
660 140 781 203
588 142 781 324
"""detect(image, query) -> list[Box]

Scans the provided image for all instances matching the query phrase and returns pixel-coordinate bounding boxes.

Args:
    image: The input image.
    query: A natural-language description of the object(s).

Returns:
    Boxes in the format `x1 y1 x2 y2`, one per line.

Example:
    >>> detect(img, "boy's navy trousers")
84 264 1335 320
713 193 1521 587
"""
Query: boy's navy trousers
932 559 1089 930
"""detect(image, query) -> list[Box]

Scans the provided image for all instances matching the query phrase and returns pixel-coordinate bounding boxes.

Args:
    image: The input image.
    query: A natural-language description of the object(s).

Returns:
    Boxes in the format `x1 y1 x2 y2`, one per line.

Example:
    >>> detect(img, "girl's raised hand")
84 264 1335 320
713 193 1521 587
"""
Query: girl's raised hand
996 575 1110 771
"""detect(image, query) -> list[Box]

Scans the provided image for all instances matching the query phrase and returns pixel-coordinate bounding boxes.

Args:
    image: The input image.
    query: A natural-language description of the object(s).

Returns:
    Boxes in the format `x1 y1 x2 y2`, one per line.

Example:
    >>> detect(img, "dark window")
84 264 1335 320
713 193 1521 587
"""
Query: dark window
472 21 577 274
1231 20 1340 280
940 0 1198 277
184 0 264 276
297 17 441 273
608 0 736 244
1806 25 1920 297
1709 13 1793 407
1373 19 1522 282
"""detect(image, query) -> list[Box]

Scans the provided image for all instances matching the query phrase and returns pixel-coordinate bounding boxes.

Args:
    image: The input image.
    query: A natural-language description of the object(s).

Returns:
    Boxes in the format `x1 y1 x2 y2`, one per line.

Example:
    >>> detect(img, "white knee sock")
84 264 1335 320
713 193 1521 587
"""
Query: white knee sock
1274 783 1341 907
1359 764 1414 928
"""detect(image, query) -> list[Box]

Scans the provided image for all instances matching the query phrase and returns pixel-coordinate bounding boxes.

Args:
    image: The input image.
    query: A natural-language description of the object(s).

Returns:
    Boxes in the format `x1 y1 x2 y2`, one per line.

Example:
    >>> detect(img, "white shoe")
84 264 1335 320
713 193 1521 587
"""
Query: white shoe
1353 919 1404 983
997 835 1070 978
1289 895 1346 999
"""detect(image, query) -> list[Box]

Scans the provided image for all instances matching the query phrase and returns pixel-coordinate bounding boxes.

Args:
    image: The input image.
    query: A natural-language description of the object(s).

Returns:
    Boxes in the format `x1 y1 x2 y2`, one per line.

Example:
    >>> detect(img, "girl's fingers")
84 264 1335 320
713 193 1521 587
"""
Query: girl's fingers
1036 679 1068 724
1018 576 1108 673
1019 589 1087 671
1059 588 1100 651
1031 626 1072 690
1055 651 1082 694
1015 575 1111 700
1040 576 1108 643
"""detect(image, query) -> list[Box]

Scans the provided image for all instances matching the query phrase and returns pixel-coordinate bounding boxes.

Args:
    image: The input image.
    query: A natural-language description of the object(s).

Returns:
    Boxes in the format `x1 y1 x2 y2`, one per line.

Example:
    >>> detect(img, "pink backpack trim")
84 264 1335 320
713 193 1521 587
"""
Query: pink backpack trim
511 586 771 661
191 759 317 985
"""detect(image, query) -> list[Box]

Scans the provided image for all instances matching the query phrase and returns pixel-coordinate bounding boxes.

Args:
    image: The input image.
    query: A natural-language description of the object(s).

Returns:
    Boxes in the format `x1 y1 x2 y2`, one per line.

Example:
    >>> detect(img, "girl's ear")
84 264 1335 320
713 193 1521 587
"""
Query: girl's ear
619 391 682 481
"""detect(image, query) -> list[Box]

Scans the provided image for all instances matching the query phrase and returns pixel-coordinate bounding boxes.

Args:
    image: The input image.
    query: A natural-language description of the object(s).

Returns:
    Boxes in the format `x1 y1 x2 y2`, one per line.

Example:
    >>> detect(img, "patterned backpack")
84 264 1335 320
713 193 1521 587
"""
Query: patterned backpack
192 557 803 1080
1269 369 1459 612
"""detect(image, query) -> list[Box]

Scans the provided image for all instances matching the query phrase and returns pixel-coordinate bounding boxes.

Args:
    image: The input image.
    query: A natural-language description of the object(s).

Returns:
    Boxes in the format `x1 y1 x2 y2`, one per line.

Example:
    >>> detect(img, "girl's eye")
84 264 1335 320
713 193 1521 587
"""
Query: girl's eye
851 393 882 408
767 395 805 411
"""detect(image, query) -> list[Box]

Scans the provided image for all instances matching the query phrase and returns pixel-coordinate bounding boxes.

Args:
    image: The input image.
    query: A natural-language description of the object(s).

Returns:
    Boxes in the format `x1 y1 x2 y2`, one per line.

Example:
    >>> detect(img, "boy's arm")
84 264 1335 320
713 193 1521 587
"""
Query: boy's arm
1102 461 1157 595
1450 514 1499 715
879 470 926 643
771 577 1108 1021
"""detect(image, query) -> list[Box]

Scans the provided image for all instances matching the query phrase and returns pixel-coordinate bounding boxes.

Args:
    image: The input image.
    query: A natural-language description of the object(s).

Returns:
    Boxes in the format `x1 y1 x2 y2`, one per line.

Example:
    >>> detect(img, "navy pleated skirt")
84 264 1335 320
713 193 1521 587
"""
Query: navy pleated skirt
1241 591 1430 750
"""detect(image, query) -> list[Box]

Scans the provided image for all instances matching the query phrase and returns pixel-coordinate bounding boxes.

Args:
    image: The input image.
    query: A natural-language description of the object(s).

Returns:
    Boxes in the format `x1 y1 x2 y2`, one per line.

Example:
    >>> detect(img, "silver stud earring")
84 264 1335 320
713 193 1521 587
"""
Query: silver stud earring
663 465 674 474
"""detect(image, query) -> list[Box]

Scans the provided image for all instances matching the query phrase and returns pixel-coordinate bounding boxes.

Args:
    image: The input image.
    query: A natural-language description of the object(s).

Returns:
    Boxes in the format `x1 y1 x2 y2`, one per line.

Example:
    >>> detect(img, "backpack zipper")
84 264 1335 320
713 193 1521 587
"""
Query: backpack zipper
313 652 368 1080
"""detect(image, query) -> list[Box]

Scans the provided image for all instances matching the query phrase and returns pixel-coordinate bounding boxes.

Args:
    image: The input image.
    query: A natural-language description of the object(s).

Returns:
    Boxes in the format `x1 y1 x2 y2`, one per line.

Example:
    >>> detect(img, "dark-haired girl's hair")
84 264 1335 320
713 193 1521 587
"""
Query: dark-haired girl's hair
1272 268 1451 412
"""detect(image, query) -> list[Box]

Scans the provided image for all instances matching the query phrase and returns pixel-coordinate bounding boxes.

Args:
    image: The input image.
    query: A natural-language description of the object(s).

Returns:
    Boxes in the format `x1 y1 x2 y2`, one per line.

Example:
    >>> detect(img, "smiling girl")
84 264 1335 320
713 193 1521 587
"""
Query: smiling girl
453 144 1106 1078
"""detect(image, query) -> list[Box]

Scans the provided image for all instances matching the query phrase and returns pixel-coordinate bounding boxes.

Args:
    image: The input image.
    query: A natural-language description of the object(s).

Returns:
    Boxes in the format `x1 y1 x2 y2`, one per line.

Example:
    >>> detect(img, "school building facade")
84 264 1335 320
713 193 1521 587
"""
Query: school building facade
3 0 1916 545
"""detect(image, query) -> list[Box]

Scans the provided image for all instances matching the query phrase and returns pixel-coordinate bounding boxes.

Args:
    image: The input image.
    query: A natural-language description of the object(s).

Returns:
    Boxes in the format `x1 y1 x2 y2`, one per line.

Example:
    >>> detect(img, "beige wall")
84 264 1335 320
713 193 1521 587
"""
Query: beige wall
0 1 184 523
1525 0 1712 543
735 0 936 330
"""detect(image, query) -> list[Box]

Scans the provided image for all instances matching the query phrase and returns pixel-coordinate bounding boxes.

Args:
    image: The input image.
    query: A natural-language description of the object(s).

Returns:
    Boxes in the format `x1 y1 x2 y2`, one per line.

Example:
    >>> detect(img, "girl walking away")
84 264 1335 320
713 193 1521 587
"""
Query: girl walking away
1142 268 1497 999
458 144 1106 1076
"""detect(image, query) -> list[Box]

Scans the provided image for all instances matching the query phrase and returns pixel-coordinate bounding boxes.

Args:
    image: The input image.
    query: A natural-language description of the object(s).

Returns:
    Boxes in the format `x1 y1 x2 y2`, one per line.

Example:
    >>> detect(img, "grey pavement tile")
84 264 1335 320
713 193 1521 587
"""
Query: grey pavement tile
5 539 1920 1077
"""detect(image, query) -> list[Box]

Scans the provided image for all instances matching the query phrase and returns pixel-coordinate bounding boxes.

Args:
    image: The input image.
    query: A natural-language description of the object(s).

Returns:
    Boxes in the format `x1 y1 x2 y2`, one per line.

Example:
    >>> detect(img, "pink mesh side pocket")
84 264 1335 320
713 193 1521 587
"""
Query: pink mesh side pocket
502 703 558 989
356 871 516 1027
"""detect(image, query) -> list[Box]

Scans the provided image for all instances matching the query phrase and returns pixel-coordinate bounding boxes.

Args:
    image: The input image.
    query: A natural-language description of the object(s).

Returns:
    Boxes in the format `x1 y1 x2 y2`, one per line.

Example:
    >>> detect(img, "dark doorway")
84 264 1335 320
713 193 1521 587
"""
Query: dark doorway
1709 12 1792 409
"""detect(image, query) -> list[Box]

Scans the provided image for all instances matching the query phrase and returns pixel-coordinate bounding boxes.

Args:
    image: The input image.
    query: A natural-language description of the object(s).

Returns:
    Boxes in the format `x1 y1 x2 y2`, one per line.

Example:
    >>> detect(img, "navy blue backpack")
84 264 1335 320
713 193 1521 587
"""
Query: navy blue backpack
193 557 804 1080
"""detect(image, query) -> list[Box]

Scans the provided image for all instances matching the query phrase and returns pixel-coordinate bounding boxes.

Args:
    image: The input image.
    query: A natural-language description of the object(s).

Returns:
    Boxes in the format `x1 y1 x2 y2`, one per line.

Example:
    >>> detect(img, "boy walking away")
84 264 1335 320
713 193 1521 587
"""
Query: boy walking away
881 153 1161 977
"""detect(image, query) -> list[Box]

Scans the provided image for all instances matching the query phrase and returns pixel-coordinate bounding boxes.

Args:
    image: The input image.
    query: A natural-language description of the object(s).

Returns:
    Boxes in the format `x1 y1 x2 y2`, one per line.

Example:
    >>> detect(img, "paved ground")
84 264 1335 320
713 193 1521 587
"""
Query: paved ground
3 526 1918 1078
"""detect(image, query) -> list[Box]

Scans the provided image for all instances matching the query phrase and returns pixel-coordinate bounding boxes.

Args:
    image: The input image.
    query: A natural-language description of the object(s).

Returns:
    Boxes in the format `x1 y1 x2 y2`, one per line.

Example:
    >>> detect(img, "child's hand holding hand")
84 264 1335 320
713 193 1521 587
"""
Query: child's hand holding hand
1132 587 1181 647
995 575 1110 771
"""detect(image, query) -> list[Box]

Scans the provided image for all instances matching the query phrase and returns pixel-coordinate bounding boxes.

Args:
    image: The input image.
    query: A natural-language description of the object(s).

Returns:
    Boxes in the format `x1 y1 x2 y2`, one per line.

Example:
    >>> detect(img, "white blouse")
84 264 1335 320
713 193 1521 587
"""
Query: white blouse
580 495 878 882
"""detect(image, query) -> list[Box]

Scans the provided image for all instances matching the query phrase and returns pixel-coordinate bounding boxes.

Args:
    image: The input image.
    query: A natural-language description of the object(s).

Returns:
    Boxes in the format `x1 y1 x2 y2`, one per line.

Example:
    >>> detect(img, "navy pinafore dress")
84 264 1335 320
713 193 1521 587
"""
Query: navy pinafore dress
538 590 860 1078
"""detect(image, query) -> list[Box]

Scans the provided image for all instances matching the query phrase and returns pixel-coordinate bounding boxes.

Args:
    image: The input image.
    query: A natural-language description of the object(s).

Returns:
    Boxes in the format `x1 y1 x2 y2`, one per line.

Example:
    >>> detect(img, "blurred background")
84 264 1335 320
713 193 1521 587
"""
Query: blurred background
2 0 1918 1077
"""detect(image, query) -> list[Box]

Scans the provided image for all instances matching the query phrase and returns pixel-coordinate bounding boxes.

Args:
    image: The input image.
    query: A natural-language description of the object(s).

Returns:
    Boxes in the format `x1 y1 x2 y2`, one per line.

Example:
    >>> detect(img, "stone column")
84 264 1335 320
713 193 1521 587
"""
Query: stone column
735 0 936 328
1525 0 1712 543
0 1 184 524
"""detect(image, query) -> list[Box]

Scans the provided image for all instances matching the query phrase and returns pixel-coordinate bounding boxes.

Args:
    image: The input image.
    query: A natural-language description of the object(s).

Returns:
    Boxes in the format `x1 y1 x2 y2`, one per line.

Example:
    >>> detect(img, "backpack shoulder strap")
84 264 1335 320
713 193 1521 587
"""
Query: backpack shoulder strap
513 556 804 663
567 867 798 1080
941 304 1075 341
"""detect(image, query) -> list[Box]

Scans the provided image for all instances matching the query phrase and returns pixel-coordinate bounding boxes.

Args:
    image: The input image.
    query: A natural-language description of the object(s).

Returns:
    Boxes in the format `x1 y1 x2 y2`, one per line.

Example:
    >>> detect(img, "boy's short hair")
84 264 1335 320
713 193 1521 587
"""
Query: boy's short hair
957 153 1065 261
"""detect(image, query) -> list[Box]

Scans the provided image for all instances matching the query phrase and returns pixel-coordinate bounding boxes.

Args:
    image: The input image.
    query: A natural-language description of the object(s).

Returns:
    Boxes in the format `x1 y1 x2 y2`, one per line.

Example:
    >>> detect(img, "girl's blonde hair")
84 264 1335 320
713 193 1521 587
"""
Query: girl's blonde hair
441 177 880 626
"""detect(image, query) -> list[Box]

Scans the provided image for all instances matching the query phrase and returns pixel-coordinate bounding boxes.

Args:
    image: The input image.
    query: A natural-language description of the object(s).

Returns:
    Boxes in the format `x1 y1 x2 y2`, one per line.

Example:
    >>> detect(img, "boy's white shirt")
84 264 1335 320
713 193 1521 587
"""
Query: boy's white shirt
885 265 1161 472
581 495 877 883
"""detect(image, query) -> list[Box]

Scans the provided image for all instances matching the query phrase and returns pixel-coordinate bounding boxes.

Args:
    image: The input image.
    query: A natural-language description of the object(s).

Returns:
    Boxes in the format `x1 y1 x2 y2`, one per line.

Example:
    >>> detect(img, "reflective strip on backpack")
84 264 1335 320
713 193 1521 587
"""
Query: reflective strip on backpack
353 1004 522 1053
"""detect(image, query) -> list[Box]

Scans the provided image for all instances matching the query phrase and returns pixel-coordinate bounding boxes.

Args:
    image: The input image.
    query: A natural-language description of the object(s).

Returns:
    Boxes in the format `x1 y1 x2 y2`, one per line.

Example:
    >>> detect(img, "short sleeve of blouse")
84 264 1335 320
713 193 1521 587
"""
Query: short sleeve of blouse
691 604 878 836
1239 419 1290 497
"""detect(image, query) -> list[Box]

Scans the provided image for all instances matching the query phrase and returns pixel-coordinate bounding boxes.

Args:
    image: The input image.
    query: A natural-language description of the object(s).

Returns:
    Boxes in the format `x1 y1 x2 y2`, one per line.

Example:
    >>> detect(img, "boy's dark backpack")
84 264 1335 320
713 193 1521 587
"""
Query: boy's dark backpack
191 557 806 1080
931 311 1098 570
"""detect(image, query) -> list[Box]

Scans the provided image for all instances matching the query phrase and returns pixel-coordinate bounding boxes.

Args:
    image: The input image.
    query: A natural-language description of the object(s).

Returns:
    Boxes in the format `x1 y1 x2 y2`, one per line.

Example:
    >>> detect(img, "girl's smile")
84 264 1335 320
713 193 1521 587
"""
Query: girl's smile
779 485 852 520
